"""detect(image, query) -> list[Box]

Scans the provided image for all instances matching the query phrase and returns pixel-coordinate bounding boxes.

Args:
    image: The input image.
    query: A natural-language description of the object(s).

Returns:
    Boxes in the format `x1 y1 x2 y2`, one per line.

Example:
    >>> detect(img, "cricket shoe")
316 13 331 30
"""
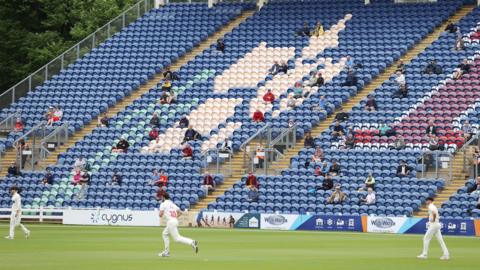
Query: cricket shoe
4 236 13 240
192 240 199 254
440 255 450 260
158 251 170 257
417 254 427 260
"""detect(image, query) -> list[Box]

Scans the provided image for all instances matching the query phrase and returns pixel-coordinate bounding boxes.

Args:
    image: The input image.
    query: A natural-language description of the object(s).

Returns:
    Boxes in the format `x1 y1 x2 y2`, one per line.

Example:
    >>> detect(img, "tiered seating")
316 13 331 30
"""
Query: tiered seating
0 3 249 151
441 178 480 218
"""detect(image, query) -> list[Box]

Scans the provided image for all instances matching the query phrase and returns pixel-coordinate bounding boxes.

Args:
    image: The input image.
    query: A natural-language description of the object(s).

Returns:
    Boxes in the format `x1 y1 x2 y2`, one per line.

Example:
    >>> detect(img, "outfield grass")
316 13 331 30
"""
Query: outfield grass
0 223 477 270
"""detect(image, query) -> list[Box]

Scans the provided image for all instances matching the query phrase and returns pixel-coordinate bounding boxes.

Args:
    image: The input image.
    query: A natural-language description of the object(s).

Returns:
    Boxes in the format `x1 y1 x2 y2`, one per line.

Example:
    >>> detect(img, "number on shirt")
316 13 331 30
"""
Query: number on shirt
169 210 177 218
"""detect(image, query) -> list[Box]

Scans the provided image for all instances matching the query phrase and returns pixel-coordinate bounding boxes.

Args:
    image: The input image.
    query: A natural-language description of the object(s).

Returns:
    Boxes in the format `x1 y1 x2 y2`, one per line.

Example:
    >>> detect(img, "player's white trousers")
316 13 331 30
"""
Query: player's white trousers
421 222 449 256
163 219 194 251
9 214 29 238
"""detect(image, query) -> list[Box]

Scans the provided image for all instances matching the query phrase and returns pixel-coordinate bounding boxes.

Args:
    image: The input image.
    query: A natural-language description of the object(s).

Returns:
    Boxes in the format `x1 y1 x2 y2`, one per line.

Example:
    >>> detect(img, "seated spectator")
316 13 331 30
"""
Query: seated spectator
311 146 324 164
279 61 288 74
309 72 324 87
394 83 408 98
45 106 54 122
74 155 86 170
391 135 406 150
72 169 82 186
462 120 473 141
161 79 172 92
311 21 324 37
445 21 458 33
335 107 349 122
296 22 311 37
77 169 91 199
14 118 24 132
319 161 331 176
220 138 233 153
150 112 160 128
467 177 480 194
358 172 375 191
453 59 471 80
286 94 296 109
395 71 406 89
332 121 345 138
183 125 200 143
47 106 63 126
154 170 169 187
423 60 443 75
112 137 129 153
292 82 303 99
262 89 275 103
303 132 315 148
327 185 347 204
454 36 464 51
98 113 109 127
425 120 437 136
428 134 441 151
268 61 281 75
317 174 334 191
247 188 259 202
149 128 159 141
110 170 123 186
182 144 193 159
396 161 411 177
379 122 395 137
216 38 225 53
163 67 174 80
179 115 189 128
344 134 355 149
246 172 259 190
41 169 54 185
314 166 323 177
202 171 215 195
252 109 265 122
360 188 376 205
7 162 20 177
395 61 405 74
159 90 175 105
329 160 341 176
365 95 378 112
341 70 358 87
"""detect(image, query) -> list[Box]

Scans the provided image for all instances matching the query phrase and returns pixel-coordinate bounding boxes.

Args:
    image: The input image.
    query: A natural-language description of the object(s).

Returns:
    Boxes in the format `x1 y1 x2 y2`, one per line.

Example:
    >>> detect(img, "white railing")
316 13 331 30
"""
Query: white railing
0 207 64 222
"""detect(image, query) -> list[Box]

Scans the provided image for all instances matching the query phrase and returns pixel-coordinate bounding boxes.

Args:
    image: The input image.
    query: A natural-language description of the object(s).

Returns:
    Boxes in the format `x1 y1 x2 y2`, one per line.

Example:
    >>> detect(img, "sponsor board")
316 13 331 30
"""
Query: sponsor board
367 217 407 233
198 211 245 228
63 209 159 226
403 218 476 236
260 214 305 230
296 215 364 232
234 213 261 229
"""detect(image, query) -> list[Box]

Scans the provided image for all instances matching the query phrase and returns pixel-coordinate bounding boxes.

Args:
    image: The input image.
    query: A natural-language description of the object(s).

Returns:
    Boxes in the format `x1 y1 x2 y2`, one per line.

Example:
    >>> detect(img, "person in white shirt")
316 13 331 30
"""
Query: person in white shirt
417 197 449 260
360 188 376 205
158 193 198 257
5 186 30 240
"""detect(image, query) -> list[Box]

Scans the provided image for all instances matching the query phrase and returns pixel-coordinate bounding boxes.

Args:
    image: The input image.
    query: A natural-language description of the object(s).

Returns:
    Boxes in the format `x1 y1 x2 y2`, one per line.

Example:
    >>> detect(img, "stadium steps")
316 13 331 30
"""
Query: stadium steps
190 4 475 211
0 9 256 177
414 146 476 217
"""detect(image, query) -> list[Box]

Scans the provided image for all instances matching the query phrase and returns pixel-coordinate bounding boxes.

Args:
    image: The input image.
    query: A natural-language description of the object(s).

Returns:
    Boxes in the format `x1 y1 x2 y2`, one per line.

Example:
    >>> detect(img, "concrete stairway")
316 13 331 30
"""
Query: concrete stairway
0 10 256 178
189 4 476 211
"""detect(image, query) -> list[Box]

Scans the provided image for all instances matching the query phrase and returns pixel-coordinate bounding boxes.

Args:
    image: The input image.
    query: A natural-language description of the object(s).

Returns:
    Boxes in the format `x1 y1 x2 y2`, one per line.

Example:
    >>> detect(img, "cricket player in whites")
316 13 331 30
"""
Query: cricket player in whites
5 186 30 240
417 197 449 260
158 193 198 257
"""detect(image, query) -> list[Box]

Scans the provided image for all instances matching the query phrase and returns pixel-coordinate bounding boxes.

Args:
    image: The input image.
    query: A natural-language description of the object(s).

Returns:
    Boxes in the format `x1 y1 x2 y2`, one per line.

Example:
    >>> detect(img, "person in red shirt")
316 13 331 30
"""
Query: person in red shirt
262 89 275 103
149 128 159 141
14 119 24 132
246 172 259 190
202 171 215 196
252 110 264 122
182 143 193 159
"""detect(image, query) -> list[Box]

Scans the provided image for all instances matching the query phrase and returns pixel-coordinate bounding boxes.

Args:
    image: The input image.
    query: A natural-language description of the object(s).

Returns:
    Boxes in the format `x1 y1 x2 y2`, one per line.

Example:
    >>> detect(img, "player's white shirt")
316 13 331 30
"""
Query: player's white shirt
11 193 21 212
160 200 180 222
428 203 439 223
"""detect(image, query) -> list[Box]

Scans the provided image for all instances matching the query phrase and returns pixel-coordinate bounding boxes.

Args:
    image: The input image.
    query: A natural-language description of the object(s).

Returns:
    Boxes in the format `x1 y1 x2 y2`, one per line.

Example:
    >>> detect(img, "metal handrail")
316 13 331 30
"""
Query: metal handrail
269 123 296 147
1 0 156 106
0 111 21 130
13 121 46 146
462 131 480 173
240 123 271 150
419 150 453 182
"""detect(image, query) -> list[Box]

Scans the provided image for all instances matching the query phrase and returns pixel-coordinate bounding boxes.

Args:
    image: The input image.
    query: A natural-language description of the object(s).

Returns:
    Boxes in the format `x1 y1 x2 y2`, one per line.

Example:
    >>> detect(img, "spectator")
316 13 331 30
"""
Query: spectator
292 82 303 99
471 27 480 40
161 79 172 92
359 172 375 191
365 95 378 112
396 160 411 177
150 112 160 128
252 109 265 122
379 122 395 137
255 144 265 169
462 120 473 141
216 39 225 53
112 137 129 153
394 82 408 98
395 71 406 89
311 146 324 164
246 172 259 190
391 135 406 150
395 61 405 74
428 134 440 151
335 107 349 122
98 113 109 127
312 95 331 114
220 138 233 153
329 160 341 176
360 188 376 205
182 143 193 159
14 118 24 132
179 115 189 128
74 155 86 170
45 106 54 122
41 169 54 185
341 70 358 87
318 174 334 190
296 22 311 37
304 132 315 148
287 93 296 109
159 90 175 105
149 128 159 141
445 21 458 33
268 61 281 75
423 60 443 75
453 59 471 80
332 121 345 138
319 161 331 176
202 171 215 195
183 125 200 143
425 120 437 136
279 61 288 74
247 188 259 202
7 162 20 177
344 134 355 149
77 169 91 199
110 170 123 186
47 106 63 126
345 56 362 70
263 89 275 103
327 185 347 204
454 36 464 51
311 21 324 37
72 168 82 186
309 72 324 87
153 169 168 187
467 177 480 194
163 67 174 80
15 139 30 169
314 166 323 177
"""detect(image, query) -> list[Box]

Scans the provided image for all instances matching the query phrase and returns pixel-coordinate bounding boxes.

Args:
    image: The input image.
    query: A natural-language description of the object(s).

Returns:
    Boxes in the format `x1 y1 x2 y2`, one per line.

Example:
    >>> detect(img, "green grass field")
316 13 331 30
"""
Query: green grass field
0 223 477 270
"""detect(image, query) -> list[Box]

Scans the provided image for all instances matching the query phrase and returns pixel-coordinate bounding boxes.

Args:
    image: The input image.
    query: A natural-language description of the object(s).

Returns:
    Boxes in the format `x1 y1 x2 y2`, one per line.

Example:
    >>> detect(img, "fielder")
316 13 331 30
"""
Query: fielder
417 197 449 260
5 186 30 240
158 193 198 257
